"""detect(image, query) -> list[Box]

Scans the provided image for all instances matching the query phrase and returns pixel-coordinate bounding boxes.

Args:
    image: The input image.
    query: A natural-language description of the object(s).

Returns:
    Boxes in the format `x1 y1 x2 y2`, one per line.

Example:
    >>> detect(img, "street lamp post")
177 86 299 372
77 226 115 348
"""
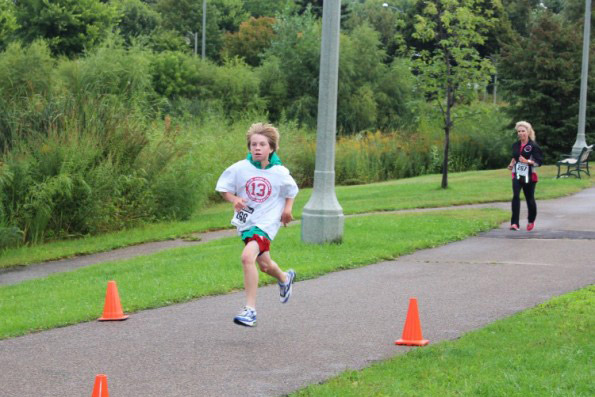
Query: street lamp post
201 0 207 59
301 0 344 244
572 0 592 156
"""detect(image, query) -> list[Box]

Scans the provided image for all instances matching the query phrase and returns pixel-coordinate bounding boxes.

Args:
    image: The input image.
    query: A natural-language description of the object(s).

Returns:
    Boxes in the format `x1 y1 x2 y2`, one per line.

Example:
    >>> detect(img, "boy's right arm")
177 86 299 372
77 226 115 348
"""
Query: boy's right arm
220 192 246 212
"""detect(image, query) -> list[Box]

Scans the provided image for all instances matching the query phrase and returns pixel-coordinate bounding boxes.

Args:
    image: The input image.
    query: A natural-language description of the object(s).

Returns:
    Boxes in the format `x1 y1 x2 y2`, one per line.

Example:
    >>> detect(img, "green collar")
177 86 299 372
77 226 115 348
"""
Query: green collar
247 152 282 169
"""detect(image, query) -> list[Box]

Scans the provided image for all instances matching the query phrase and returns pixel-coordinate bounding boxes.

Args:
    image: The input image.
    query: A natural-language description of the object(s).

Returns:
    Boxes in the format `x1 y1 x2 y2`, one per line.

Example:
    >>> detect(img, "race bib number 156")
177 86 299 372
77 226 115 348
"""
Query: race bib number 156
231 206 254 227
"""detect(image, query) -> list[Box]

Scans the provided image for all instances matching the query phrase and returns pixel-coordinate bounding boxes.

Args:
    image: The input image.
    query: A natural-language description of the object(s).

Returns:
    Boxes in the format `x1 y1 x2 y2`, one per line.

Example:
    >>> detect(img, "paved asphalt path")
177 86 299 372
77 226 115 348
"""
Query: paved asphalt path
1 187 594 396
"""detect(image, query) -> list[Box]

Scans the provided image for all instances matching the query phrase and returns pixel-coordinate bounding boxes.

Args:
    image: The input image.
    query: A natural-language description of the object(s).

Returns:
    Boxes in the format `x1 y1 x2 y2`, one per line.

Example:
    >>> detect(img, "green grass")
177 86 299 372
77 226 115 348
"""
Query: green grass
0 166 590 269
0 209 507 339
293 285 595 397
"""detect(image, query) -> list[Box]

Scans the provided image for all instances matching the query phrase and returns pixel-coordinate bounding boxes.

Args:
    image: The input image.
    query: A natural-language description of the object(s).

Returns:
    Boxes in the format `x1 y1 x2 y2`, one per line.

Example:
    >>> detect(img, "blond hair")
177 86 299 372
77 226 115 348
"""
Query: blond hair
246 123 280 152
515 121 536 141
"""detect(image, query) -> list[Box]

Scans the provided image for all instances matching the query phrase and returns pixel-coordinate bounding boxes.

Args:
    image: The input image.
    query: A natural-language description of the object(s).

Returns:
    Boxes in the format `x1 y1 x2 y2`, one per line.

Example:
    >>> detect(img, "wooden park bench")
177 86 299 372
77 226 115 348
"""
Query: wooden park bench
556 144 593 179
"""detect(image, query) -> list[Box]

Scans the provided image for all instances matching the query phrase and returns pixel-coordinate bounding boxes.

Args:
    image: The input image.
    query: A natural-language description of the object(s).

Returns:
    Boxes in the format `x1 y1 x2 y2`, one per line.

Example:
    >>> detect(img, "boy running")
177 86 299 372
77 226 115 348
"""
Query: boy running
215 123 298 327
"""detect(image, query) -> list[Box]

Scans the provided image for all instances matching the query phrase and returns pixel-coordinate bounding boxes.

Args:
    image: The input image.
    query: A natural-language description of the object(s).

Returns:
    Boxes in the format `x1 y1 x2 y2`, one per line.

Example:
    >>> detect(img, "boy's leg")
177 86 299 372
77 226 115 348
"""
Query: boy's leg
257 252 295 303
256 252 287 283
241 241 261 308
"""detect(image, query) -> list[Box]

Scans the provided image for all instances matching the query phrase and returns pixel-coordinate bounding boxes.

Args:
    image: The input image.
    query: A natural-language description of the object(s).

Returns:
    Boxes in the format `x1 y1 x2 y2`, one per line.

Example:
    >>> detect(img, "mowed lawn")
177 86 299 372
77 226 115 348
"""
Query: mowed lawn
1 209 507 339
294 286 594 397
0 167 592 395
0 166 590 269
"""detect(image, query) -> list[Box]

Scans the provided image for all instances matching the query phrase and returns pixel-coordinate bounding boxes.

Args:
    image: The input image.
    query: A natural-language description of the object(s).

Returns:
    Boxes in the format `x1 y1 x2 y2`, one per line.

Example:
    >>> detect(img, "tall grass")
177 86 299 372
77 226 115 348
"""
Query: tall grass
284 102 513 186
0 40 515 249
0 41 206 244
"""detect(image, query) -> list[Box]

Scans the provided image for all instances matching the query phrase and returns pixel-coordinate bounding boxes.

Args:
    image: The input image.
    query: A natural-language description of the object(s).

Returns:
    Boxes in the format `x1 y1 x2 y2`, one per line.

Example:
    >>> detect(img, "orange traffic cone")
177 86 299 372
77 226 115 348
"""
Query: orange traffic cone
395 297 429 346
98 281 129 321
91 374 109 397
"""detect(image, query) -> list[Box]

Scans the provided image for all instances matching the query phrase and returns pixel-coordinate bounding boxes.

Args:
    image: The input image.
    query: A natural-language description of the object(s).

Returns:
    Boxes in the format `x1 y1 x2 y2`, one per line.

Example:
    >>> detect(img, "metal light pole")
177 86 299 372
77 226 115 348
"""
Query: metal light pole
201 0 207 59
572 0 592 156
301 0 344 244
493 71 497 105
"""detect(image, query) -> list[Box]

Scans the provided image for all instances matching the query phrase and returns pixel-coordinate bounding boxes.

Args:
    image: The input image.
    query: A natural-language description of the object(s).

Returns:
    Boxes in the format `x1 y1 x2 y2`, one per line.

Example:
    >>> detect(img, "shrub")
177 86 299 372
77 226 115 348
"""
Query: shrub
150 52 264 119
222 16 275 66
68 41 154 109
210 57 265 118
0 43 209 244
283 102 511 187
150 50 210 98
0 40 55 151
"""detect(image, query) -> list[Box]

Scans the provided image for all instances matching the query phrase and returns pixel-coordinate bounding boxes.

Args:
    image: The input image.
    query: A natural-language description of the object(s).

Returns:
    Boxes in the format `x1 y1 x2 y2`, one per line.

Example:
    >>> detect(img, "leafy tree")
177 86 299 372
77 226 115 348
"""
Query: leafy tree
259 7 418 133
499 11 595 159
155 0 202 33
542 0 564 13
13 0 119 56
294 0 324 17
0 0 18 51
155 0 247 59
147 28 189 52
116 0 162 45
222 16 275 66
560 0 595 26
210 57 265 117
150 51 208 98
155 0 222 58
149 51 263 117
501 0 541 36
338 24 386 133
259 8 321 126
213 0 249 33
338 23 417 133
242 0 296 17
343 0 411 61
413 0 495 188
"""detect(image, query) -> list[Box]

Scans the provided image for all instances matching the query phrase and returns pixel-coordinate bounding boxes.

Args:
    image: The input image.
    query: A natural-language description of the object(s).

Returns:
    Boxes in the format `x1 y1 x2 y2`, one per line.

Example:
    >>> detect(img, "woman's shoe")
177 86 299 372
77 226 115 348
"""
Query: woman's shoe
527 222 535 231
510 224 519 231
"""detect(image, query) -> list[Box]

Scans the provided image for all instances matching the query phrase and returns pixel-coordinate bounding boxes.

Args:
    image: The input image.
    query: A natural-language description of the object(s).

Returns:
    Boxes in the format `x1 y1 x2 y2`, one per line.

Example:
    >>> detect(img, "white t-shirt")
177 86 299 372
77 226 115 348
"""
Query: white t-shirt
215 159 299 240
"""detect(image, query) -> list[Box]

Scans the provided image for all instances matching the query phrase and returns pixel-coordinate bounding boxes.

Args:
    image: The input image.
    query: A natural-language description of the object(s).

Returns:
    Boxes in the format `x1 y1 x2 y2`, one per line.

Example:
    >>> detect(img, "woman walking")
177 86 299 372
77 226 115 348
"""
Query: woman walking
507 121 544 231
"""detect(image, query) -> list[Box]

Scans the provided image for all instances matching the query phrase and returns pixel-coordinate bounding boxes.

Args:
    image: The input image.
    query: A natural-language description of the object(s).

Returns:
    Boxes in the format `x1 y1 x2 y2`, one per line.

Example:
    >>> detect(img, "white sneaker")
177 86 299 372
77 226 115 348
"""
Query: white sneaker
279 269 295 303
233 307 256 327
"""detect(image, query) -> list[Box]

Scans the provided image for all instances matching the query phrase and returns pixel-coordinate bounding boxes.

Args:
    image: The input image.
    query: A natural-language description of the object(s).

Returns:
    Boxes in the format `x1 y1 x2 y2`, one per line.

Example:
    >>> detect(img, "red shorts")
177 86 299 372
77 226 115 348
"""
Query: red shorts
243 234 270 256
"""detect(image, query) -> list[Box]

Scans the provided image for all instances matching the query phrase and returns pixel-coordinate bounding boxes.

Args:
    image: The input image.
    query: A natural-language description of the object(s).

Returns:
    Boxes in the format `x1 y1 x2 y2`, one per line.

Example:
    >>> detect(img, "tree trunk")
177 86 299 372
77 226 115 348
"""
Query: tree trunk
441 126 450 189
441 84 453 189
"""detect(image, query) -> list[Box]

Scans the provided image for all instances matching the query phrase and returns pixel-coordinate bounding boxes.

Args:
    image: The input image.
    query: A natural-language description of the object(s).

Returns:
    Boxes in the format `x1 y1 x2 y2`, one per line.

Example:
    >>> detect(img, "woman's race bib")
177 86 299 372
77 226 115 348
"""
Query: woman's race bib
515 162 529 182
231 206 254 227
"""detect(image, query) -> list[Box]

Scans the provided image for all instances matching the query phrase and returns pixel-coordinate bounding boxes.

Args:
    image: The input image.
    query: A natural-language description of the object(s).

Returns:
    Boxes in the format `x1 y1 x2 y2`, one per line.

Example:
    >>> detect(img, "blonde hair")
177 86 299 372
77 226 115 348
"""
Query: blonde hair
515 121 536 141
246 122 280 152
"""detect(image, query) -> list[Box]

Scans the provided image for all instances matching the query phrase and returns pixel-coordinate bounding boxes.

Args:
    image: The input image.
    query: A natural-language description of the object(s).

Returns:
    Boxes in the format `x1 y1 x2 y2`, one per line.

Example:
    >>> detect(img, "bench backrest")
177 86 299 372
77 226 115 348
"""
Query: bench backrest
579 145 593 163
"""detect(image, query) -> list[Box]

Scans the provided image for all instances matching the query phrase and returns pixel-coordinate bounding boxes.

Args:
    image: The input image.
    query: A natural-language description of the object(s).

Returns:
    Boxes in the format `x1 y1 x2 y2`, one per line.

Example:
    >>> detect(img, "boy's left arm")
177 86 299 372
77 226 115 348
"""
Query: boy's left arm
281 198 294 226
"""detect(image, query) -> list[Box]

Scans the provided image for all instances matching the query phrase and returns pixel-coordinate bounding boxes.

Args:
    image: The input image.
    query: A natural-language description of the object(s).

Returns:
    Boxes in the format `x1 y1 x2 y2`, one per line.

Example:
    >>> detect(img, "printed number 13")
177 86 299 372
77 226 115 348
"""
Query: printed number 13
250 183 266 197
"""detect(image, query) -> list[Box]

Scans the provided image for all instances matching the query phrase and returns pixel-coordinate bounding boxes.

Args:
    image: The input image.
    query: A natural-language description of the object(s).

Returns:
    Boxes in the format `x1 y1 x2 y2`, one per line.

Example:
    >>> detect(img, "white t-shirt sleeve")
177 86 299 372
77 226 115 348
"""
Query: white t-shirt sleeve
215 162 239 193
283 171 299 198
